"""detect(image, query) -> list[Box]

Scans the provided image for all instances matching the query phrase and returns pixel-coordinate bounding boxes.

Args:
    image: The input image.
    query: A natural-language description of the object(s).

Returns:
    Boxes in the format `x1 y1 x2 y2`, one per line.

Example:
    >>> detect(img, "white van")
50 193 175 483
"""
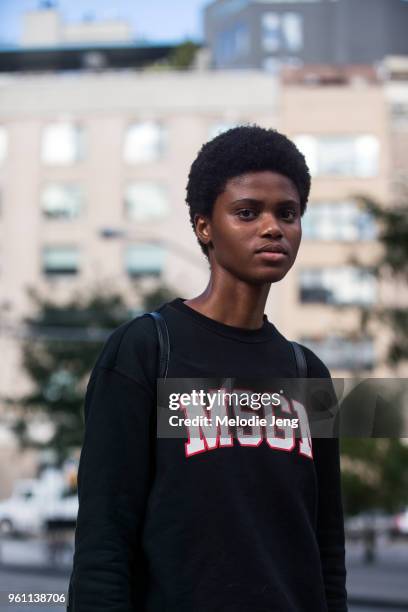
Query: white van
0 469 78 536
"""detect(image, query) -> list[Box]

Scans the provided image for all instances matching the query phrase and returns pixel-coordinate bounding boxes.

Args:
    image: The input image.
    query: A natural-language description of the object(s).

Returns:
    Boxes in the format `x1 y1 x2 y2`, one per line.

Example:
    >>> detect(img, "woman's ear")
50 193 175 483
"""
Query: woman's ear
194 214 212 248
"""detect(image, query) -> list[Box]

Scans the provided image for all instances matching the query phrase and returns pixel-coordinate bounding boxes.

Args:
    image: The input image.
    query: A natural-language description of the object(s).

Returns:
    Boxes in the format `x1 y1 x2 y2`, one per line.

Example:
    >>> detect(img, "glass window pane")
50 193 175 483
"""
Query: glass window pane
0 126 8 164
123 121 165 164
125 243 166 277
235 22 250 56
41 184 84 220
262 57 282 73
41 123 84 165
282 13 303 52
299 266 376 305
42 246 80 275
262 12 281 52
300 336 375 370
294 134 380 177
354 135 380 177
302 200 377 241
125 182 169 221
318 136 355 175
215 21 250 63
294 135 318 175
391 102 408 126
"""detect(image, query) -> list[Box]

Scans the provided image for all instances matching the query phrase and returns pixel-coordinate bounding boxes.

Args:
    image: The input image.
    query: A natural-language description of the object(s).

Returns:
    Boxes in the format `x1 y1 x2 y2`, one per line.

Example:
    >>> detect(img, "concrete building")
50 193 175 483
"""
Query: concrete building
0 4 408 494
279 65 390 375
0 64 282 494
0 5 175 73
22 6 133 47
204 0 408 71
0 68 280 395
383 57 408 183
1 60 405 389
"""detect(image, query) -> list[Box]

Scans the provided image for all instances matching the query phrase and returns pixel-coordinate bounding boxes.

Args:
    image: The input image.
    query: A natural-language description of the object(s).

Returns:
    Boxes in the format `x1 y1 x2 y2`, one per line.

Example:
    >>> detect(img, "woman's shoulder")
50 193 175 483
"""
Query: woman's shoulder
296 343 332 379
92 313 159 388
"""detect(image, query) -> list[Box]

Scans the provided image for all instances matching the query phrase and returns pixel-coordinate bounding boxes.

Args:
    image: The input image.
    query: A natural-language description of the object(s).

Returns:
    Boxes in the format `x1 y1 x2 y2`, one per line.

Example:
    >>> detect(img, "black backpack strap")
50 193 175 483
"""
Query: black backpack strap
147 312 304 381
147 311 170 380
290 341 308 378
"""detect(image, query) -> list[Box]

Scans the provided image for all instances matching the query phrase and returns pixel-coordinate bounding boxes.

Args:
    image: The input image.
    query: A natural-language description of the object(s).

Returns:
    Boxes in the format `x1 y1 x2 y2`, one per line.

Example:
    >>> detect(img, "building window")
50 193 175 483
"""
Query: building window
123 121 166 164
42 246 80 275
41 123 84 165
262 13 281 52
300 336 375 371
0 126 8 165
391 102 408 128
125 182 169 221
125 243 166 277
235 22 250 56
281 13 303 52
214 22 250 64
294 134 380 177
41 184 84 220
262 57 282 73
299 267 376 306
303 200 377 241
262 12 303 53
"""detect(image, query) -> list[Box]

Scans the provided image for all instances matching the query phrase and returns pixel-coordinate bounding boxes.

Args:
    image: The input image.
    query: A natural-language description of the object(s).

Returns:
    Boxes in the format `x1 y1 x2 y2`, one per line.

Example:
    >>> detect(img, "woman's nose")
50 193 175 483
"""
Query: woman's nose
259 214 283 238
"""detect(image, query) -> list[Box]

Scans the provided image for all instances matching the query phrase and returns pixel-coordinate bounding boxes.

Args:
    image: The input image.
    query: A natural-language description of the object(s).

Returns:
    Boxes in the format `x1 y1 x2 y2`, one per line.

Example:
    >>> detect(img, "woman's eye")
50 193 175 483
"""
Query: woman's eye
237 209 257 220
281 209 297 220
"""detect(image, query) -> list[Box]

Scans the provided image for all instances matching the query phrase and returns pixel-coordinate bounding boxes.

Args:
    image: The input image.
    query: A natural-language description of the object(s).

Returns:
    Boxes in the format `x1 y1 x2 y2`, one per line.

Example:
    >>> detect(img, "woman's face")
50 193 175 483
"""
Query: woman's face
196 171 302 285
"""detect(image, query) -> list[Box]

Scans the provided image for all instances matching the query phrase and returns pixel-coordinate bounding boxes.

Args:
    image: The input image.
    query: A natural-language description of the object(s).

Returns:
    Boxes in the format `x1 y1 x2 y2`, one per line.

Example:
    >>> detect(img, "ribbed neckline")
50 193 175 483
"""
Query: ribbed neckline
166 297 277 343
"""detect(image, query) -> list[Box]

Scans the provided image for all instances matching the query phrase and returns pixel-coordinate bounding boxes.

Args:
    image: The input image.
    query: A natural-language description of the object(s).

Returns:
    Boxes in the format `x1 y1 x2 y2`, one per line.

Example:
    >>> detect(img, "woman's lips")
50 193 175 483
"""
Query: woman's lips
255 251 288 262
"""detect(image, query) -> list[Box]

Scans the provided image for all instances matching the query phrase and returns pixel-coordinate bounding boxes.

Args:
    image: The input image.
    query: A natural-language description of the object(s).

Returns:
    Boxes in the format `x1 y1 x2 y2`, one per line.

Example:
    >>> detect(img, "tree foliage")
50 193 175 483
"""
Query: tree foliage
340 193 408 515
13 282 177 462
356 196 408 364
145 40 200 71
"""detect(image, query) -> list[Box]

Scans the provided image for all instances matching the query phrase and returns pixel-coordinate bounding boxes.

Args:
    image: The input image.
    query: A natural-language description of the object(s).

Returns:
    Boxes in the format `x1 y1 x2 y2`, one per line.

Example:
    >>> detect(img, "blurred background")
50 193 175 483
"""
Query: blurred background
0 0 407 610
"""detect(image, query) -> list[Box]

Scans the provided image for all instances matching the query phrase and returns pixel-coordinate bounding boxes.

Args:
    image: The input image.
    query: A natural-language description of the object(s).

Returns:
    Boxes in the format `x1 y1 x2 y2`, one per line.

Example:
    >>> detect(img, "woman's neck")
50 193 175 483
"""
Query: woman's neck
184 268 271 330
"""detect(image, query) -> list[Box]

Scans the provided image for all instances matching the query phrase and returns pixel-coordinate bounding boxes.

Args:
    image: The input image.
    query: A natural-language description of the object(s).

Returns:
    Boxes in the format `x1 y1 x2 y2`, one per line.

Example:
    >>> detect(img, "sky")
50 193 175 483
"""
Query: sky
0 0 209 45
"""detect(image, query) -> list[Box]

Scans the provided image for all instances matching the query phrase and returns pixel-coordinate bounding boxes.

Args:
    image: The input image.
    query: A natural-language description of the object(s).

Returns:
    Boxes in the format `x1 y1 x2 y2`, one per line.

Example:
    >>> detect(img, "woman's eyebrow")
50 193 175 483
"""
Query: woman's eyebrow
229 197 300 207
229 198 263 206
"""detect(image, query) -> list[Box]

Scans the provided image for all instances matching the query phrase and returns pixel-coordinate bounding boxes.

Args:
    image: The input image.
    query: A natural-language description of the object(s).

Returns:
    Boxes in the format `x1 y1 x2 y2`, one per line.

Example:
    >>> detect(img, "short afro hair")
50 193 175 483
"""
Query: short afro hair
186 124 311 257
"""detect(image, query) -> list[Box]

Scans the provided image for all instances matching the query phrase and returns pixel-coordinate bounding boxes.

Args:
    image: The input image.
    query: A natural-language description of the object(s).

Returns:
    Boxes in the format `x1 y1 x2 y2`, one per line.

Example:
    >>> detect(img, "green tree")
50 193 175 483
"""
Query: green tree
340 194 408 518
9 281 177 462
145 40 200 71
167 40 200 69
355 196 408 366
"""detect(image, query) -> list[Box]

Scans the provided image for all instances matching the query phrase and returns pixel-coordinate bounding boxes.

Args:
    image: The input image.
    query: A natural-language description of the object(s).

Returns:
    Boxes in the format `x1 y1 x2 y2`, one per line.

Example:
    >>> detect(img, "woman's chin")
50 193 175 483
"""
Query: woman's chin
240 270 288 286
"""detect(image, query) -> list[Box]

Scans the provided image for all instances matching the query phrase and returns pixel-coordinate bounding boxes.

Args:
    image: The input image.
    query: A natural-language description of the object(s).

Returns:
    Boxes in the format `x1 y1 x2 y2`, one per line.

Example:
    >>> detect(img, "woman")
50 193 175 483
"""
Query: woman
68 126 348 611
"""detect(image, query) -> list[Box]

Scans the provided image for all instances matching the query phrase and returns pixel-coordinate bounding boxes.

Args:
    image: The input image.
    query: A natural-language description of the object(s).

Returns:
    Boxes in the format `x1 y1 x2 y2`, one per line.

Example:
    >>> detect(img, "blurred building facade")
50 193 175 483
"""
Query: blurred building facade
0 4 176 73
205 0 408 71
22 5 133 46
0 3 408 490
280 65 393 374
1 60 406 388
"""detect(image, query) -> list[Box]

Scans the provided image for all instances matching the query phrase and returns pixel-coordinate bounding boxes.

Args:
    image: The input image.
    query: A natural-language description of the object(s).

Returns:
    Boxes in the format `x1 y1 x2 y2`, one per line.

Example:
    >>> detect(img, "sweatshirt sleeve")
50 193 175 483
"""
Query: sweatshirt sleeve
302 346 348 612
68 316 158 611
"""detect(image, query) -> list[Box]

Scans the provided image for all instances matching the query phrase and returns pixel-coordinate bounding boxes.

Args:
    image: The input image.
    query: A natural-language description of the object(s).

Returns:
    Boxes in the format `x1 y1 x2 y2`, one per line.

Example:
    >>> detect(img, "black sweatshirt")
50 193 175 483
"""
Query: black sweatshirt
68 297 348 612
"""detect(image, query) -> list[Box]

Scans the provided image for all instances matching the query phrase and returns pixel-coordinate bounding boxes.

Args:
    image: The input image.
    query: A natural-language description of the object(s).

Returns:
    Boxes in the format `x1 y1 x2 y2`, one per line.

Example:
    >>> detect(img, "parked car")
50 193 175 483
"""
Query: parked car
43 491 78 525
0 479 44 535
390 507 408 539
0 468 78 536
345 510 394 541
